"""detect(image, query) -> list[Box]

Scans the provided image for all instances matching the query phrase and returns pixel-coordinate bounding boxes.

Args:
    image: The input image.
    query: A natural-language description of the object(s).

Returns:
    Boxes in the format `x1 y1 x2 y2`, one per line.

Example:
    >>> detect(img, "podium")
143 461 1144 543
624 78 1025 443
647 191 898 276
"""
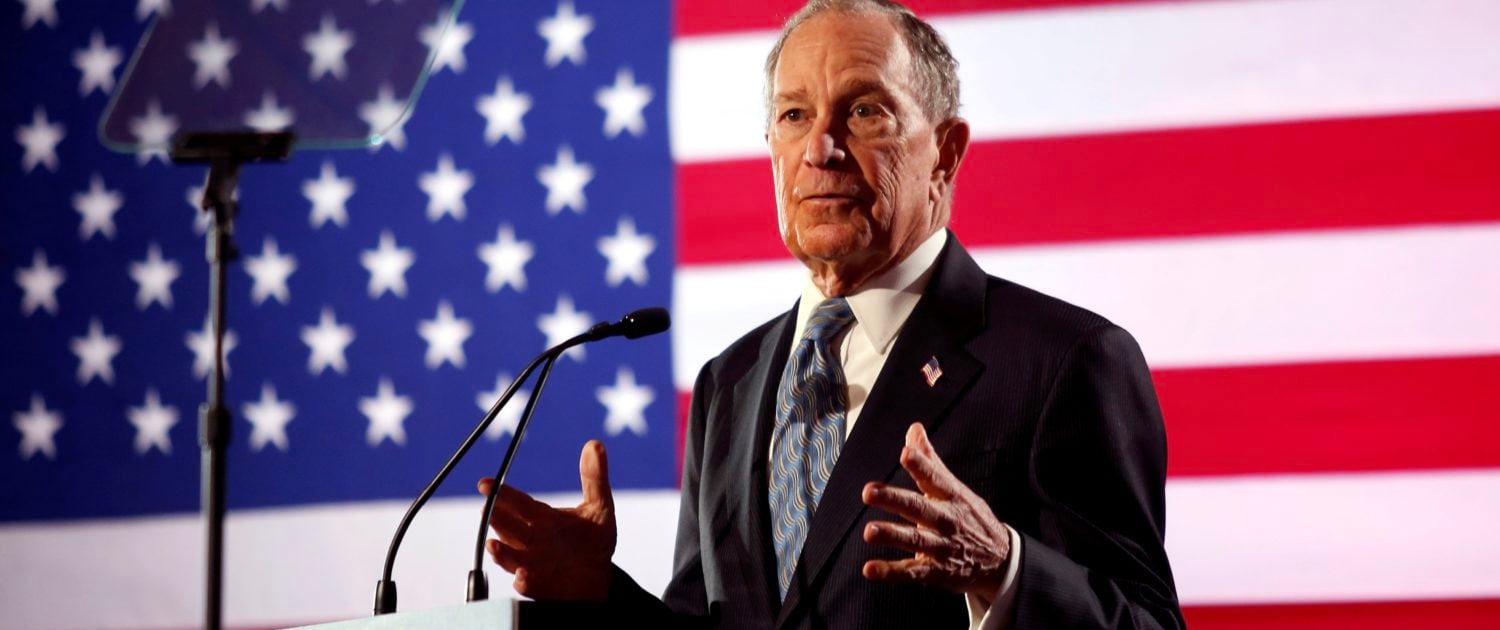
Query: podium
286 599 517 630
284 599 615 629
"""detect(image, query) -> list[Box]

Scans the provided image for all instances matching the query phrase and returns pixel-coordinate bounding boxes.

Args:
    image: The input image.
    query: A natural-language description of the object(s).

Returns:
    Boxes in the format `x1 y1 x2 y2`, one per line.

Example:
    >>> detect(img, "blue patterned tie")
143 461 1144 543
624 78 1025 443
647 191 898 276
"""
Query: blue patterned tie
769 297 856 599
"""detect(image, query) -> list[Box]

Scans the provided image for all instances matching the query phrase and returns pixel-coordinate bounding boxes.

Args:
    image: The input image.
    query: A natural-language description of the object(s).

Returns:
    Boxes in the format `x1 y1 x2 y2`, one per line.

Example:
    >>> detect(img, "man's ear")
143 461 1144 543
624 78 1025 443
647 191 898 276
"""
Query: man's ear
931 117 970 186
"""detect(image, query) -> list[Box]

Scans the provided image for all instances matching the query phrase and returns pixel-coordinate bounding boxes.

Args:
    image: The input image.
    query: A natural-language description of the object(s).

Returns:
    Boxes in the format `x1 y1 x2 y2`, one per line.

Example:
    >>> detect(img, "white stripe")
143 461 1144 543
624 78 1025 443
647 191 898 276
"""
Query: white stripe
1168 468 1500 604
672 223 1500 388
669 0 1500 162
4 471 1499 627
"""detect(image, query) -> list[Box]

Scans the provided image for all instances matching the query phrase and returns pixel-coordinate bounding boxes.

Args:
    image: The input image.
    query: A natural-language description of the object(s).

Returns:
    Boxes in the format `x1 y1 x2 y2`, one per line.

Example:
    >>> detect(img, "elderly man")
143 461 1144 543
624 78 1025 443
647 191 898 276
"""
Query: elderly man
478 1 1184 627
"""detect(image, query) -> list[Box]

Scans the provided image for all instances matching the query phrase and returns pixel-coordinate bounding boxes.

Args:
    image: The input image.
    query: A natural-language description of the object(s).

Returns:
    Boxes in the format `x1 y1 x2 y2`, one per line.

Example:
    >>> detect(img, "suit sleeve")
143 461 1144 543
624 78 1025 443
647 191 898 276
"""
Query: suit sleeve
1011 324 1186 629
661 360 713 616
599 363 716 628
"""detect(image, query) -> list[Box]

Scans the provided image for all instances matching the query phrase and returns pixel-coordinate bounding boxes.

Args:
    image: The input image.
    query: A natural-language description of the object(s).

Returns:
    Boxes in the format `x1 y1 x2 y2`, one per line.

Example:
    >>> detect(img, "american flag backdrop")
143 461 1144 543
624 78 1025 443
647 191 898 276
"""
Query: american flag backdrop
4 0 1500 628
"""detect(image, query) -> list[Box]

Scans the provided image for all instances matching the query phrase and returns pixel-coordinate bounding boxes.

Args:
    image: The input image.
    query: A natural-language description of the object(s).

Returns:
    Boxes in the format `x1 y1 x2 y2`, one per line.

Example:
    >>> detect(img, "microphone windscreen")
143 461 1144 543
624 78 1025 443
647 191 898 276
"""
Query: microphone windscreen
621 307 670 339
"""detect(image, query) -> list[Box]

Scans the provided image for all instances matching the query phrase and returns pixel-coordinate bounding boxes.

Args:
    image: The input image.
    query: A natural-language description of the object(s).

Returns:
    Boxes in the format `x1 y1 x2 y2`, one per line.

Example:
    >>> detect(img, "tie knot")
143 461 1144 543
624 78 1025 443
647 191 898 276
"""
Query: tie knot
803 298 854 344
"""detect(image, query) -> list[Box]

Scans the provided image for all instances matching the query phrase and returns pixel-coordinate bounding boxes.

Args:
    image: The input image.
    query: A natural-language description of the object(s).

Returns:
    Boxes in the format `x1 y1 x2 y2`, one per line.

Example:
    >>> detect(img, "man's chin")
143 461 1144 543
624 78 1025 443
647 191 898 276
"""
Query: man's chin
790 231 870 265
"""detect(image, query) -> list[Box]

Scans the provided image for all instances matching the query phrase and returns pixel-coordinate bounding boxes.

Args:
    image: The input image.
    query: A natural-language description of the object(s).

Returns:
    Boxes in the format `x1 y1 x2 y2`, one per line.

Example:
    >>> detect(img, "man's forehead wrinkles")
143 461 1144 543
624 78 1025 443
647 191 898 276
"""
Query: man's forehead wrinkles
774 87 810 103
774 77 888 101
837 78 893 98
776 55 899 96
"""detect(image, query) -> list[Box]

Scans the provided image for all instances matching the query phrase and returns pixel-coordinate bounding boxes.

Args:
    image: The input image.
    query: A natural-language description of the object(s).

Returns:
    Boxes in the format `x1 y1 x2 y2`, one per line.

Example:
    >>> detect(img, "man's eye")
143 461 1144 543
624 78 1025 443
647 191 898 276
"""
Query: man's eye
852 104 876 118
782 109 804 122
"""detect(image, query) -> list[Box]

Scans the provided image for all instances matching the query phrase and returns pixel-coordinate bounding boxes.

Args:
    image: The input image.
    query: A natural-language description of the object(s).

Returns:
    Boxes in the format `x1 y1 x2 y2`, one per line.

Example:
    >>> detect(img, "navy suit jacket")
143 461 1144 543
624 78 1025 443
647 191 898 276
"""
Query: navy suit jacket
603 236 1185 629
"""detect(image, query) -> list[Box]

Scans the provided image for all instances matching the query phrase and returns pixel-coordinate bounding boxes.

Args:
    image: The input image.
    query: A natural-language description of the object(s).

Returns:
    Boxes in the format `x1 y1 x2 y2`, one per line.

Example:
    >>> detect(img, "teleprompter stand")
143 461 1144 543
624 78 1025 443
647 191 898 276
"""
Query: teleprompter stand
170 131 294 630
101 2 460 625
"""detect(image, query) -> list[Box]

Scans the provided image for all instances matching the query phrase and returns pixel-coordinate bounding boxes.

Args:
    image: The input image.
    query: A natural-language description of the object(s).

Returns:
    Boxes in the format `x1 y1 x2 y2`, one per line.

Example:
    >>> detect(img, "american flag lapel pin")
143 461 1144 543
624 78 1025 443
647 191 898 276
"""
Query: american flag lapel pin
921 355 943 387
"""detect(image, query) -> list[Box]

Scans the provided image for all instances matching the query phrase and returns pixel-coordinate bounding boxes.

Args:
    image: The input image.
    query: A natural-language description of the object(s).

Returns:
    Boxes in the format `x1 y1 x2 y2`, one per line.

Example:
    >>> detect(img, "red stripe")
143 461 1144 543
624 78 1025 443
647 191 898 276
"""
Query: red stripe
253 599 1500 630
676 354 1500 478
1182 598 1500 630
1158 354 1500 477
674 0 1166 36
676 109 1500 264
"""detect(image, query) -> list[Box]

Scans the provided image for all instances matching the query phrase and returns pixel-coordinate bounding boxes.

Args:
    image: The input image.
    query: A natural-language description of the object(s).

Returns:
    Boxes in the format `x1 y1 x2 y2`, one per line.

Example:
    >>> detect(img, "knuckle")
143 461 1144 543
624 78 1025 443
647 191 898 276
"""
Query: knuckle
917 529 940 550
941 511 961 531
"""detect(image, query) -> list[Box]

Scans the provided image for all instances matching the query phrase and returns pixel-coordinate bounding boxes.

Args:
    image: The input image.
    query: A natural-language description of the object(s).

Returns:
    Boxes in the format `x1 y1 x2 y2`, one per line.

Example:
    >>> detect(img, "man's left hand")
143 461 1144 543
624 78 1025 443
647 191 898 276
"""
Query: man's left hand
860 423 1011 598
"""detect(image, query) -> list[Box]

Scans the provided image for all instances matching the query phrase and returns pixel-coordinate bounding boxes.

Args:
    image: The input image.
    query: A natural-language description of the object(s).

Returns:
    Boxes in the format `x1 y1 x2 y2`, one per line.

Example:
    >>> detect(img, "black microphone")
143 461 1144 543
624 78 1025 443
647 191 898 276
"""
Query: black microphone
373 306 670 615
583 306 671 341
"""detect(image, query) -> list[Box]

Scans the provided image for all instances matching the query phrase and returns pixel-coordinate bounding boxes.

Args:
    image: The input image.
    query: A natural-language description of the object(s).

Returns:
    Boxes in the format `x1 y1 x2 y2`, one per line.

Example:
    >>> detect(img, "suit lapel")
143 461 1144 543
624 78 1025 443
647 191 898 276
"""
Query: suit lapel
729 309 796 615
775 235 989 626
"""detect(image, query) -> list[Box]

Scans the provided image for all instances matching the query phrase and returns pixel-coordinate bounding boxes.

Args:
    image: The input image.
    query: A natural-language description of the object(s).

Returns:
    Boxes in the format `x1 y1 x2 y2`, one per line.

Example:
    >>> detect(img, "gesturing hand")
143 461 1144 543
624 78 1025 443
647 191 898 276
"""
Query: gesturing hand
860 423 1012 598
478 440 617 601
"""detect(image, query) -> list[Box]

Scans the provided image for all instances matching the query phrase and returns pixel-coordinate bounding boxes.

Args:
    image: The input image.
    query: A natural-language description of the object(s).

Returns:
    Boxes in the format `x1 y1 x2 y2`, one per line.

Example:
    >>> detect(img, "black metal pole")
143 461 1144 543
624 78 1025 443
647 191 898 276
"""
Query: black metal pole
199 157 240 630
167 131 291 630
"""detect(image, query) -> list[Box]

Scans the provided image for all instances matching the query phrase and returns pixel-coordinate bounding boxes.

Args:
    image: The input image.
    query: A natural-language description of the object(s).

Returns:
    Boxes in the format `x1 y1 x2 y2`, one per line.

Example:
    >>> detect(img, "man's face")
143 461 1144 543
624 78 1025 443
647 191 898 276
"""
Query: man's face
768 10 959 285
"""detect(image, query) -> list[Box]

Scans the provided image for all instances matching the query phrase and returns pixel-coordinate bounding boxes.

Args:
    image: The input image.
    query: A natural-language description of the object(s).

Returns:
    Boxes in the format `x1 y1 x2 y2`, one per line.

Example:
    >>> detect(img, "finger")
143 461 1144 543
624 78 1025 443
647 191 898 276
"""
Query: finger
487 538 528 574
498 484 553 521
863 520 951 556
487 501 533 542
862 557 936 585
477 477 496 496
862 482 947 530
513 567 533 598
579 440 614 509
901 424 961 500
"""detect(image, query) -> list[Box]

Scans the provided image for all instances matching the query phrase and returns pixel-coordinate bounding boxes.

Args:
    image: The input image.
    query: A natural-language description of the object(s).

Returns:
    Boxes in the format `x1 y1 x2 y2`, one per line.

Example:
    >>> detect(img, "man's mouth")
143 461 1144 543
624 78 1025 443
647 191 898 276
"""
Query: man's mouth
799 191 867 203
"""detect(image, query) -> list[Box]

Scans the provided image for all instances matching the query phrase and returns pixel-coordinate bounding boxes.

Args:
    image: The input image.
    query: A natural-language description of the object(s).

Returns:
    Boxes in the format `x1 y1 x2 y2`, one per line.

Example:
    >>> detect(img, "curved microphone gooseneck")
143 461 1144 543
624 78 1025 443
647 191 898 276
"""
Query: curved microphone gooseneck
469 306 671 601
465 351 561 602
373 307 670 615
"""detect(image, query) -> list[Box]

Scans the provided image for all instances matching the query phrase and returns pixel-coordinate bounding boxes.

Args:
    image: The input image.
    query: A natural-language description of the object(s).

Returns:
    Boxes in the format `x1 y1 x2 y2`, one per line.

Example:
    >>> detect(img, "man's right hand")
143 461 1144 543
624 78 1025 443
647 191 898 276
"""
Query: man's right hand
478 439 617 601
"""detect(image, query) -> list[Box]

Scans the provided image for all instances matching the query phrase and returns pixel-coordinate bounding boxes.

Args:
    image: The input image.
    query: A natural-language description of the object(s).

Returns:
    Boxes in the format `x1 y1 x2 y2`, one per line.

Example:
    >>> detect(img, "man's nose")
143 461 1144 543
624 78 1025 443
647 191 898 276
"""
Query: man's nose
803 127 847 168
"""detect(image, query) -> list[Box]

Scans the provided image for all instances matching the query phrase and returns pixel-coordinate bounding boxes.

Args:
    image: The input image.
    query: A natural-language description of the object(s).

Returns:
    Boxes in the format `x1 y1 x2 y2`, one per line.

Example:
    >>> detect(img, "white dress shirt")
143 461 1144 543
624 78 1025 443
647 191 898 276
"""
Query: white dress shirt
777 229 1021 629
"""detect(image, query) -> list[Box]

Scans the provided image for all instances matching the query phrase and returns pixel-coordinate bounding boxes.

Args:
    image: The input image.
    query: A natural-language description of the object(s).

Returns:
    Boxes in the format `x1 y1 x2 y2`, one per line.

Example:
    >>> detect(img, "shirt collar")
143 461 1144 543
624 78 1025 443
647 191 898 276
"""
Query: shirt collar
793 229 947 352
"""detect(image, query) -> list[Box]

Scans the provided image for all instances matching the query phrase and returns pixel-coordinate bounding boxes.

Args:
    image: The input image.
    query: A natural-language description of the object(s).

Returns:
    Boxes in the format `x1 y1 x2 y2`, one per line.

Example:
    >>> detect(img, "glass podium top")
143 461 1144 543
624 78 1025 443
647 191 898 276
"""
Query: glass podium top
100 0 464 154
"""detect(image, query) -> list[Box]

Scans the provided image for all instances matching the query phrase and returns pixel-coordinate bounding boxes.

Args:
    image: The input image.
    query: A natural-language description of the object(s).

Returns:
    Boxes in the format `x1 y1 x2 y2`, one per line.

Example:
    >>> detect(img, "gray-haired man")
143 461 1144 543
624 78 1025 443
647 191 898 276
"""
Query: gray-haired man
480 2 1184 627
